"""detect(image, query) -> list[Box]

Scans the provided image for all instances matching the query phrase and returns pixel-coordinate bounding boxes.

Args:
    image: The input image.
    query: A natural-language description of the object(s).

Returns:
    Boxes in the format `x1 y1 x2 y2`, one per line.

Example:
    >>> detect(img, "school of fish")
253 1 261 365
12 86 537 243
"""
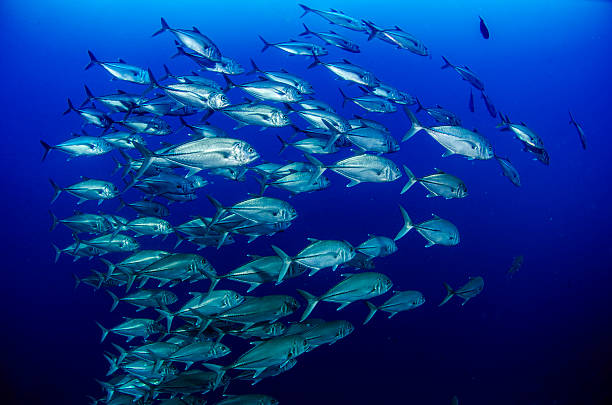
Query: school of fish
43 6 587 404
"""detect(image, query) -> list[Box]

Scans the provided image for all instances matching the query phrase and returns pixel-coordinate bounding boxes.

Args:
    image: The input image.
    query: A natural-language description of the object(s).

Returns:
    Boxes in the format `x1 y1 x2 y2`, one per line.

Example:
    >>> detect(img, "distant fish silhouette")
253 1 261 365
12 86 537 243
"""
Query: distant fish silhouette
479 16 490 39
468 90 475 112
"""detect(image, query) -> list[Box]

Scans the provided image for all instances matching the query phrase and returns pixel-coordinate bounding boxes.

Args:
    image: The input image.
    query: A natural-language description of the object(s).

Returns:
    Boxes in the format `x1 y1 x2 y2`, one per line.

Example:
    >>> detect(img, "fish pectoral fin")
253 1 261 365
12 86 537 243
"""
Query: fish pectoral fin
346 179 360 187
441 150 454 157
252 367 268 378
336 301 351 311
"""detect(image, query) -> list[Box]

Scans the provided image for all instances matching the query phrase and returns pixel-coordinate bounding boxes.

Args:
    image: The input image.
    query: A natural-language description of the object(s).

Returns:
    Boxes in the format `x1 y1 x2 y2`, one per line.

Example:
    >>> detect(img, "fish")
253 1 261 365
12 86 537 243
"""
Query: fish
416 99 462 126
259 36 327 56
363 290 425 324
249 59 314 94
85 51 151 85
115 216 174 238
367 83 416 105
179 116 228 139
395 206 460 247
106 289 177 312
569 110 587 150
278 136 338 155
481 91 496 117
479 16 490 39
48 211 111 234
439 277 484 306
101 249 171 276
207 295 300 331
77 233 140 253
507 255 524 278
158 290 244 330
130 253 216 292
221 102 291 130
297 272 393 321
301 320 354 350
356 235 397 258
152 18 221 61
49 177 118 205
309 153 403 187
225 76 302 103
117 116 172 135
403 108 494 160
63 98 112 129
132 137 259 181
298 99 335 112
440 56 485 91
289 238 356 276
81 85 145 112
497 114 544 149
287 105 351 133
207 195 297 226
117 198 170 217
264 171 331 196
344 125 399 154
298 4 368 31
401 166 468 198
308 58 379 87
236 359 297 385
204 335 309 384
346 252 376 270
299 24 360 53
363 21 429 56
495 156 521 187
161 64 224 90
339 88 397 113
167 341 231 370
96 318 163 343
149 71 230 111
102 131 145 149
522 142 550 166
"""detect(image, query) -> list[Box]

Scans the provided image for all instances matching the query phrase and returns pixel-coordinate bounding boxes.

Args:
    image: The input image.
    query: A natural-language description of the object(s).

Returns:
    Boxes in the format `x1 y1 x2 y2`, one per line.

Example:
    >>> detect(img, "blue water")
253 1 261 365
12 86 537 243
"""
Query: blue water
2 0 611 403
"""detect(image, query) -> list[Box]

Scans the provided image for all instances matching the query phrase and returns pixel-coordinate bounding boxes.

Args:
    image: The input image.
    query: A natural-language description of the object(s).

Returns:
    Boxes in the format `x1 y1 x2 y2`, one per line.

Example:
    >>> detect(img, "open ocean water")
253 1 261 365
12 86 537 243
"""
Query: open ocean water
1 0 611 404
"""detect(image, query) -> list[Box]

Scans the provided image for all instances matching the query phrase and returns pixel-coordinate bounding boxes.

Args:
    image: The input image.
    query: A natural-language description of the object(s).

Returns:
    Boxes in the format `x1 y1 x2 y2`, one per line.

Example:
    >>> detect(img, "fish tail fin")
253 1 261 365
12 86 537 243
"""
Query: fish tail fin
63 98 75 115
106 289 120 312
307 55 321 69
568 110 575 124
81 85 95 108
297 289 320 321
160 64 172 81
116 196 126 212
439 282 455 306
338 88 349 108
85 50 98 70
277 136 290 155
363 301 378 325
258 35 271 53
402 107 423 142
111 343 127 365
154 308 175 332
72 273 81 289
440 55 453 69
49 210 58 231
96 321 109 343
99 257 116 278
126 142 155 191
207 195 226 227
222 74 236 91
247 58 261 75
400 165 417 194
415 97 424 112
49 178 62 204
203 363 226 390
103 353 119 376
303 153 327 182
299 23 312 36
40 140 52 162
394 205 413 241
363 20 379 41
152 17 170 37
171 44 188 59
147 68 159 89
174 232 185 248
298 4 312 18
52 243 62 263
271 245 292 285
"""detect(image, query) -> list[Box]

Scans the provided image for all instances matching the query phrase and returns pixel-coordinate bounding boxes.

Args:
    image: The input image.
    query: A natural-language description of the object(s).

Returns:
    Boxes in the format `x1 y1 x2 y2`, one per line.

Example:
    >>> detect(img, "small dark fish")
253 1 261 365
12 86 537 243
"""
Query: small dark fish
468 90 474 113
507 255 524 278
479 16 490 39
569 111 587 150
481 91 496 117
522 142 550 166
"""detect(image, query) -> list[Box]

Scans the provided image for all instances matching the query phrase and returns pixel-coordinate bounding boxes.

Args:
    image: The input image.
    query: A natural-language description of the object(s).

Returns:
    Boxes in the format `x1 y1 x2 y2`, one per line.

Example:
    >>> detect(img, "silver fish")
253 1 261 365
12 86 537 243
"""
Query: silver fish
495 156 521 187
439 277 484 306
49 178 118 205
259 36 327 56
309 58 379 87
85 51 151 85
299 24 360 53
401 166 468 198
441 56 485 90
363 290 425 324
153 18 221 61
299 4 368 32
395 206 459 247
297 272 393 321
364 22 428 56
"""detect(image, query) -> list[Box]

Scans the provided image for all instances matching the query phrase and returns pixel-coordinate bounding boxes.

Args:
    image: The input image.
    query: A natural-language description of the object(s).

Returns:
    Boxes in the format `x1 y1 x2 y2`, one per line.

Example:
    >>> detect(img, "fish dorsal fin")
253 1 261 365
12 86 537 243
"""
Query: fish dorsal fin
288 38 298 42
160 141 173 148
81 175 91 181
342 59 353 65
436 104 443 108
329 30 338 35
521 121 527 126
118 58 126 63
431 213 442 220
433 167 445 174
192 26 201 33
472 128 479 133
394 25 403 31
116 89 127 94
247 253 263 259
306 237 319 243
280 68 288 73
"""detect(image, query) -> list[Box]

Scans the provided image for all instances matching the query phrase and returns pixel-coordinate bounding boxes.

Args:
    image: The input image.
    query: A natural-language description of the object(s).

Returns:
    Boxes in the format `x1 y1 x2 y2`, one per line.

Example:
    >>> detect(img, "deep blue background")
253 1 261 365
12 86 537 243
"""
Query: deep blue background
1 0 611 404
